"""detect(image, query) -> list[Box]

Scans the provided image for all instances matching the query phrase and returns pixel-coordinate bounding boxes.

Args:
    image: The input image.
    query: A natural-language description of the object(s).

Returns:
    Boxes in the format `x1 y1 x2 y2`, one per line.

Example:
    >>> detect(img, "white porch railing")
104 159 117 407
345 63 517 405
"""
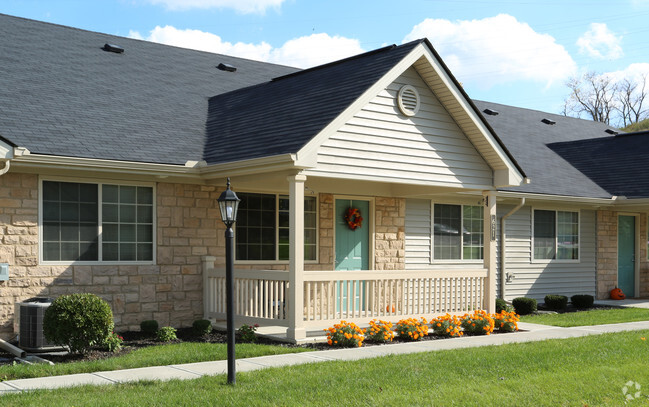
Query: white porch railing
204 261 487 329
204 268 290 327
301 269 486 327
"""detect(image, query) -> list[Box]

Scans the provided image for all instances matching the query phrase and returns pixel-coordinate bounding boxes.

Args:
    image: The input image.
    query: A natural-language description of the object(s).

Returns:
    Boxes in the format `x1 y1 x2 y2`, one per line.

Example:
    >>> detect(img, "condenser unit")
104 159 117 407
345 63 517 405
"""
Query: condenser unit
16 297 62 351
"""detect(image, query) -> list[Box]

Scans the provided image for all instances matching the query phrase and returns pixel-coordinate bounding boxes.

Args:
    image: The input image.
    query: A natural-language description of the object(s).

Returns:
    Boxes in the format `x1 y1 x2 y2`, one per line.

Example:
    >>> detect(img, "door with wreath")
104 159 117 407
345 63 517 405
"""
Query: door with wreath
335 199 369 312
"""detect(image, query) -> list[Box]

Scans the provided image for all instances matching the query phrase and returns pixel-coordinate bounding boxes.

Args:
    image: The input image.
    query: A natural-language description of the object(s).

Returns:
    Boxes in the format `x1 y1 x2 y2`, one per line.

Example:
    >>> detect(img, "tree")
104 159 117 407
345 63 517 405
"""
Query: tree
563 71 649 128
616 73 648 127
564 72 616 125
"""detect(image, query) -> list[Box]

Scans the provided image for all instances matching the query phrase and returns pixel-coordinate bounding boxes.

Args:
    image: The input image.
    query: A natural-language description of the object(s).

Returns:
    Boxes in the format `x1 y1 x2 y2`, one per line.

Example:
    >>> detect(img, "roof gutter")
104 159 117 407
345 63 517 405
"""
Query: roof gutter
496 190 617 206
10 152 304 180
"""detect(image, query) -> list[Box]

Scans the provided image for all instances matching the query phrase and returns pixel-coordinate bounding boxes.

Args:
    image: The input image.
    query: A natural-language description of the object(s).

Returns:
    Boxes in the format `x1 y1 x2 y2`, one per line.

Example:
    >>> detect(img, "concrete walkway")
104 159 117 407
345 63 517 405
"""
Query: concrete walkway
1 319 649 395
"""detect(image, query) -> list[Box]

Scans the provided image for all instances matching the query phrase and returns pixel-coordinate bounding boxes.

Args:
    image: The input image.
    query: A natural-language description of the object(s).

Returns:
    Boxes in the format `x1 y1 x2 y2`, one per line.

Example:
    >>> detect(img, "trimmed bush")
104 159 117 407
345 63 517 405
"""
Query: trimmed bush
544 295 568 311
43 293 114 354
571 294 595 309
512 297 537 315
140 320 159 336
496 298 509 313
157 326 178 342
192 319 213 336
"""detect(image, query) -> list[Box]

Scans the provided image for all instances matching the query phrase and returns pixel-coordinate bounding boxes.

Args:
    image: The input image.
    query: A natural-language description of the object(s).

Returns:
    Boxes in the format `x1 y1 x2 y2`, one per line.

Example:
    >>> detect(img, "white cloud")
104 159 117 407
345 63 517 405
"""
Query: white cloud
403 14 577 89
268 34 364 68
144 0 285 13
577 23 623 60
129 27 363 68
129 26 273 61
603 63 649 83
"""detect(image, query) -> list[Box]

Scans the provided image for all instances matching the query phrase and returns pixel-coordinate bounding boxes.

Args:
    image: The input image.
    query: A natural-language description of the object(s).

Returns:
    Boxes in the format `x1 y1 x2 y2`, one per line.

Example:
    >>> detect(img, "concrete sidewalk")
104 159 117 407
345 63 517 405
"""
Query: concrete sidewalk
2 319 649 395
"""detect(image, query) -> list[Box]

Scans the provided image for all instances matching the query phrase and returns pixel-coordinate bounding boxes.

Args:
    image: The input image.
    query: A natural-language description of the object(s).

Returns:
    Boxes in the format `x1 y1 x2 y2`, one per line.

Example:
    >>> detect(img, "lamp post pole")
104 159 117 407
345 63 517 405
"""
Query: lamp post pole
217 178 240 385
225 221 235 384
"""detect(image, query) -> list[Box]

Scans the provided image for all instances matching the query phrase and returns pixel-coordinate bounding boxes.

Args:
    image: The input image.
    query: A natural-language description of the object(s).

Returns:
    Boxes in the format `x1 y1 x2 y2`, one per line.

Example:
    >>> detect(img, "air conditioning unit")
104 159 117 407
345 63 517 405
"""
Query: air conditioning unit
16 297 62 351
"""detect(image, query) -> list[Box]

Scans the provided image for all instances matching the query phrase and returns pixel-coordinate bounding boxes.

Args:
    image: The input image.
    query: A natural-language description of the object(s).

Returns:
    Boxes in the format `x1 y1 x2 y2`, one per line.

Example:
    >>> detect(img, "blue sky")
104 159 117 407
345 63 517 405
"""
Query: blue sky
3 0 649 115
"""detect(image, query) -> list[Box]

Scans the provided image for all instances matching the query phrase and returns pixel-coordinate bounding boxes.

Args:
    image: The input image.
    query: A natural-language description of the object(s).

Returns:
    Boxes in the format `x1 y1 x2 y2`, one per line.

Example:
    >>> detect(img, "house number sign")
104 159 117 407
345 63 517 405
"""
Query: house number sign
490 215 496 241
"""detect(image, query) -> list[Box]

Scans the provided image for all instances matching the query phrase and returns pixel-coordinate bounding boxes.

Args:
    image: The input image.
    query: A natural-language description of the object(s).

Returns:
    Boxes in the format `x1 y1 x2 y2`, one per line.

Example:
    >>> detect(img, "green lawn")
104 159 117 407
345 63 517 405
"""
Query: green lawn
0 342 310 381
520 307 649 327
2 330 648 406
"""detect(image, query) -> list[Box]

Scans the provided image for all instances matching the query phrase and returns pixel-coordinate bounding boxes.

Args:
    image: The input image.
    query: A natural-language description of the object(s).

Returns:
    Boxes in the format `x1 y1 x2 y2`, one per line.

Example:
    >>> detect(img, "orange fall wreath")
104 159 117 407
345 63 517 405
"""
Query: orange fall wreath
344 207 363 230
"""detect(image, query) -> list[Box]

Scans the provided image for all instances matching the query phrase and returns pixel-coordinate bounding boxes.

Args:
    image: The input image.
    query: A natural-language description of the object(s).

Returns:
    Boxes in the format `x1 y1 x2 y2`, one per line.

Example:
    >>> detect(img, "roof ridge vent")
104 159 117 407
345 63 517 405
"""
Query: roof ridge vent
541 118 556 125
217 63 237 72
102 43 124 54
605 129 618 135
483 108 499 116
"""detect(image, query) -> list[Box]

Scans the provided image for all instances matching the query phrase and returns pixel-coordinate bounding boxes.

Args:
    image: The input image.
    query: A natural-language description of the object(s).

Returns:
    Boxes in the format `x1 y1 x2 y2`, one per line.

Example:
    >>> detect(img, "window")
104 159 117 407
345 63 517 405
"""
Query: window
42 181 154 262
433 204 483 260
533 209 579 260
236 192 317 261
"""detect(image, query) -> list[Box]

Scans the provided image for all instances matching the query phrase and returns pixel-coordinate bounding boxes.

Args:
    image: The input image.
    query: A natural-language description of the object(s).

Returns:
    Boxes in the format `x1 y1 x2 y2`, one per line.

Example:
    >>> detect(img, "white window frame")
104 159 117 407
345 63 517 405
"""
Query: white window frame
39 177 156 265
431 202 484 263
234 192 319 265
531 208 580 263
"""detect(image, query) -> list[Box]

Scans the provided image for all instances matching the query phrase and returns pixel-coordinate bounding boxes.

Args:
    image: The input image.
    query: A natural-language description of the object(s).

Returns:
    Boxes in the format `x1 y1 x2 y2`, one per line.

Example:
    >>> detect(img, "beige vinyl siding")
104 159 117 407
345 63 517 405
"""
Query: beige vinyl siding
497 205 597 301
404 198 485 270
312 68 493 188
405 199 431 265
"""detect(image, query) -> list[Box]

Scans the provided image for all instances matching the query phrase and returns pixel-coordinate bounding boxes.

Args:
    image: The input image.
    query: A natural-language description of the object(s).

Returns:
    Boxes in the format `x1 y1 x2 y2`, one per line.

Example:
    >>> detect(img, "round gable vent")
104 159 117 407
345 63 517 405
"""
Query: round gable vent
397 85 420 116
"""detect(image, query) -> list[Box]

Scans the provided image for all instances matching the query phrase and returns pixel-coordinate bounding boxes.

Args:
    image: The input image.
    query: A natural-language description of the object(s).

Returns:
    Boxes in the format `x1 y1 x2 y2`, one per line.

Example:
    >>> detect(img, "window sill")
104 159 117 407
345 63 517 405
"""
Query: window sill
40 260 156 266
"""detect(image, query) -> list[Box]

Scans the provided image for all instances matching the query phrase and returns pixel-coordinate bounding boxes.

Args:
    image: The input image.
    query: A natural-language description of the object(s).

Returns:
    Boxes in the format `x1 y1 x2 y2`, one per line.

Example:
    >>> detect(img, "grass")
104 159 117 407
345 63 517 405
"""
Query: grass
622 117 649 132
520 307 649 327
0 342 310 380
2 330 648 406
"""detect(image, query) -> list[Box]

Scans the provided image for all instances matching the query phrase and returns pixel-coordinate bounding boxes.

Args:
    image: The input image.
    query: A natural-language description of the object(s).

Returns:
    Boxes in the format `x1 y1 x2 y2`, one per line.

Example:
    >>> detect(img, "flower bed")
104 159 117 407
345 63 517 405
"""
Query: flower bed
325 310 519 348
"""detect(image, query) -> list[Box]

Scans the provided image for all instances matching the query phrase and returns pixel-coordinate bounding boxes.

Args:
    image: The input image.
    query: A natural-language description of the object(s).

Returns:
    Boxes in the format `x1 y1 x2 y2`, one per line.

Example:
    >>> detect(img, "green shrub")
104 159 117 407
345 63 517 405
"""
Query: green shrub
544 295 568 311
571 294 595 309
140 320 159 336
496 298 510 313
238 324 259 343
512 297 537 315
43 293 114 354
104 331 123 353
156 326 178 342
192 319 213 336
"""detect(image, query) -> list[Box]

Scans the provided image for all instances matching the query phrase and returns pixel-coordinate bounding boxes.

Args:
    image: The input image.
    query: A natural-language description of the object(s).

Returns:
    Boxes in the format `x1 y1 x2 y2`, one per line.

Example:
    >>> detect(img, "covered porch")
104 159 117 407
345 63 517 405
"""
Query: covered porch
202 172 500 342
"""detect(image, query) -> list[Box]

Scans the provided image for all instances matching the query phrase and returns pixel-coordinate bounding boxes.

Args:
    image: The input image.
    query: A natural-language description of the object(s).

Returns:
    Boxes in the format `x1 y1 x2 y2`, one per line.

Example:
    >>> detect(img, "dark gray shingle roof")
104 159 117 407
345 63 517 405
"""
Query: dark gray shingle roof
204 41 423 164
0 13 298 165
548 131 649 198
474 100 617 198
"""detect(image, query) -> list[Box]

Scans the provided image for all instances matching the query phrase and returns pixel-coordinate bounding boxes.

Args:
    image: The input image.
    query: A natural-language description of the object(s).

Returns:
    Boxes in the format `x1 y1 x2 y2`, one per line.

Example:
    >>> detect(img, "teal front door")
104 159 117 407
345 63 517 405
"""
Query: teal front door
335 199 369 312
618 215 635 297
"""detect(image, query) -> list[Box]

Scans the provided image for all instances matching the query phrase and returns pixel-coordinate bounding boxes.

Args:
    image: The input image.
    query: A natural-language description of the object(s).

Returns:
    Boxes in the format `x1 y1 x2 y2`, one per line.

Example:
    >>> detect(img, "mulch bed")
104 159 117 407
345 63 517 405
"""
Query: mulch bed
4 305 617 366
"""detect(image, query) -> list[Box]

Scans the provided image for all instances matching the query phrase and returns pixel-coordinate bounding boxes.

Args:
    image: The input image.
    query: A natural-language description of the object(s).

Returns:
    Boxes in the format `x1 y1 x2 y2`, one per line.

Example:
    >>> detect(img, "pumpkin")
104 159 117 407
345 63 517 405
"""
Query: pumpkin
610 287 626 300
386 304 395 313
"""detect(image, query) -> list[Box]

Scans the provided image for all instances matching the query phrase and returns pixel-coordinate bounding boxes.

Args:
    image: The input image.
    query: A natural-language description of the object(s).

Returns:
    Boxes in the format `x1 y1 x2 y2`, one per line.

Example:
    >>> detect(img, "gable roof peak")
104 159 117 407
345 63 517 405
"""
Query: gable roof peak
271 39 426 83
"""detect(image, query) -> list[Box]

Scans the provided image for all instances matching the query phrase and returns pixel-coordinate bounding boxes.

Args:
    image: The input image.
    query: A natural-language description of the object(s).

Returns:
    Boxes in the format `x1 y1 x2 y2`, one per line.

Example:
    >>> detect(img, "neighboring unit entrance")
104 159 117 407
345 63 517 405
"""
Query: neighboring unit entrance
335 199 370 311
617 215 635 297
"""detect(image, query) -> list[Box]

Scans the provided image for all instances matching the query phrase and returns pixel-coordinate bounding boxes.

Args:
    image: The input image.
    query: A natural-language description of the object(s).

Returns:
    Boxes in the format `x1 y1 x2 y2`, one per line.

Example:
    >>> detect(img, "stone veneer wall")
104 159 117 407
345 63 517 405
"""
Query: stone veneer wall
596 210 649 299
0 177 224 339
0 179 409 339
374 197 406 270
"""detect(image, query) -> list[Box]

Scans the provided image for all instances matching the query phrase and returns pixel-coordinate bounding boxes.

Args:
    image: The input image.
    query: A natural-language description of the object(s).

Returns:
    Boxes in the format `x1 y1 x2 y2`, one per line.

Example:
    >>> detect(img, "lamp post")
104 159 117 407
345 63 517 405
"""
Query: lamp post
217 178 240 385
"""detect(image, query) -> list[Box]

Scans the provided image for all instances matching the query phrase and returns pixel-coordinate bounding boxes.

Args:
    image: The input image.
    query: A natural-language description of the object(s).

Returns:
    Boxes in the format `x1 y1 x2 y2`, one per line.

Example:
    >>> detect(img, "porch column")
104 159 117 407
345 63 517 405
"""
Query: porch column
287 173 307 340
483 190 497 313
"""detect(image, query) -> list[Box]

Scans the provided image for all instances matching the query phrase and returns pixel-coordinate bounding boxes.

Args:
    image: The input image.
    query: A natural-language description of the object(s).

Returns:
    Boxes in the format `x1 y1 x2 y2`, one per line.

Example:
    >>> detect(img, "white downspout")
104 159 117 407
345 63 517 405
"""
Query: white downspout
500 197 525 299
